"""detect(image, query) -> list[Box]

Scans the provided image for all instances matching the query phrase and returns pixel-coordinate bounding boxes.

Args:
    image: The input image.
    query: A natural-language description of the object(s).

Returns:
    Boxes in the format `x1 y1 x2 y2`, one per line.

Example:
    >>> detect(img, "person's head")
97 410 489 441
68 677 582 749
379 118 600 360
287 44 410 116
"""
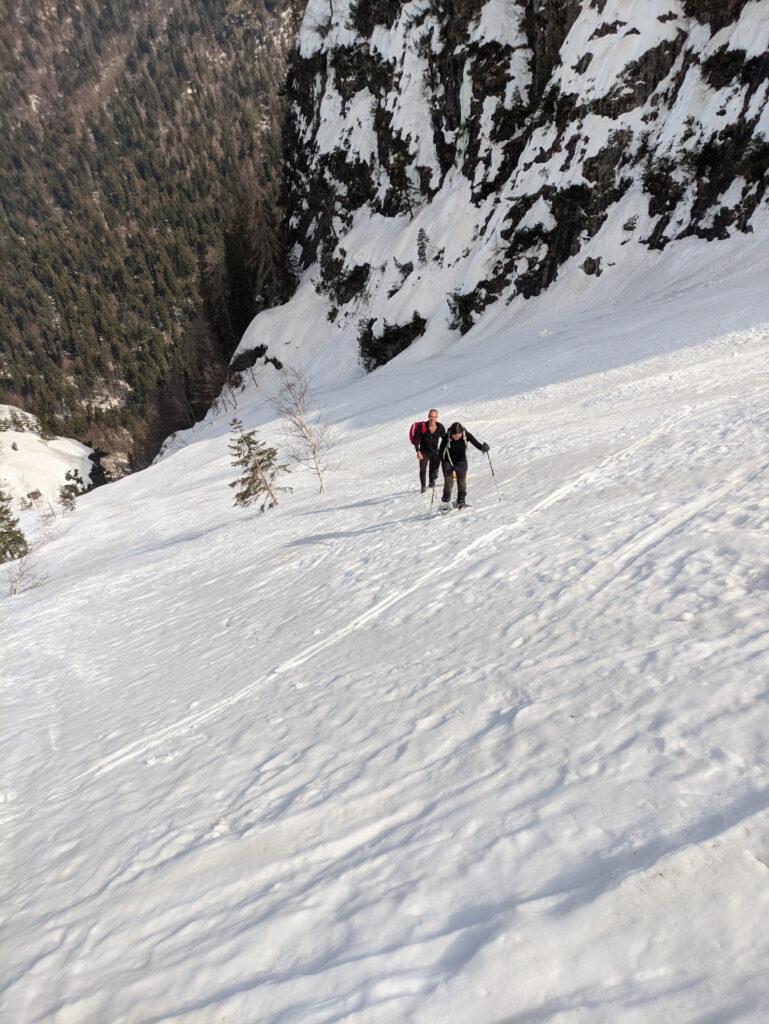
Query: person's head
428 408 438 422
449 421 463 438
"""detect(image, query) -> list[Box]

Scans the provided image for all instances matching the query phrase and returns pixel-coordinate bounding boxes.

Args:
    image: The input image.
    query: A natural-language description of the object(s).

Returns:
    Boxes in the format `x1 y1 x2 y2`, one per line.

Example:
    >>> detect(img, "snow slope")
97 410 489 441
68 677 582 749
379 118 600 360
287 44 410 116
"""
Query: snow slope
0 405 95 507
3 231 769 1022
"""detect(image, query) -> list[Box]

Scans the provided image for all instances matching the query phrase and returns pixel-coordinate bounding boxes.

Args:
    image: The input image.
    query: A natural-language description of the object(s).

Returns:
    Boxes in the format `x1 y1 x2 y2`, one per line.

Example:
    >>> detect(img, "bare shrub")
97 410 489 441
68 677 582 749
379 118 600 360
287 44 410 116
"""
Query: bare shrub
269 366 339 494
4 506 54 596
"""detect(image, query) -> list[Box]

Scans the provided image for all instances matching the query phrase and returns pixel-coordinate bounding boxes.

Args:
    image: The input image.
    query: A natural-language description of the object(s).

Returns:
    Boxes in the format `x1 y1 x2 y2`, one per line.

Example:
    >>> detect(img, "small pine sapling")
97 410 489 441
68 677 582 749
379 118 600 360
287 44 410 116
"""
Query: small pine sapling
0 486 28 564
58 468 86 513
58 488 76 514
417 227 429 264
228 418 291 512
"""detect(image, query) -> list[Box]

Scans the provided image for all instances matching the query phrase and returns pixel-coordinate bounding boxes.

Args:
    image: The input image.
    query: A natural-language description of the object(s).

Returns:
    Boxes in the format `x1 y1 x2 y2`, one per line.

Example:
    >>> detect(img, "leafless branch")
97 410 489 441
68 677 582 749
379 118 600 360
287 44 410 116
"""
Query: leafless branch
269 365 339 494
5 514 52 596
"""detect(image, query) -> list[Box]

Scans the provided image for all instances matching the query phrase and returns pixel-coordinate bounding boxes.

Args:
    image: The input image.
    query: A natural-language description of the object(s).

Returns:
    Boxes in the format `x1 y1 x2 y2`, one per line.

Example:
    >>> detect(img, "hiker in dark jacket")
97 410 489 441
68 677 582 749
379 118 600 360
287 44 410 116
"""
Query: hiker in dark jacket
414 408 447 492
438 421 489 509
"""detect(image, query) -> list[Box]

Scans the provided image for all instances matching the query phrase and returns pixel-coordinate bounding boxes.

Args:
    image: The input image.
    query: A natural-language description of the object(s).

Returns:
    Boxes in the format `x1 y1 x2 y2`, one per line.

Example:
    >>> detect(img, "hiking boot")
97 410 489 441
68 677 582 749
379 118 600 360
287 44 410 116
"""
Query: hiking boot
420 484 427 493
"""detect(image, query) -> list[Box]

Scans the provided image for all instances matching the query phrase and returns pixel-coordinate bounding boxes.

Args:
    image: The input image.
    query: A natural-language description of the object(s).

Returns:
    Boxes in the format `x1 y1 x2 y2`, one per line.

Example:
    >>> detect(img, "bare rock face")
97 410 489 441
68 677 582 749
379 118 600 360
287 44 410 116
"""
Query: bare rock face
281 0 768 344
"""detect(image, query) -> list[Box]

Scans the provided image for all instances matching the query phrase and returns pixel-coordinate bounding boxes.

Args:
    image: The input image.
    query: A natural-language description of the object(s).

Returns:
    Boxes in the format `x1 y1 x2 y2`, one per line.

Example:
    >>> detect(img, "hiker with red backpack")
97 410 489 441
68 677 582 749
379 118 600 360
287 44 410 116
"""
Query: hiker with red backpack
410 409 446 493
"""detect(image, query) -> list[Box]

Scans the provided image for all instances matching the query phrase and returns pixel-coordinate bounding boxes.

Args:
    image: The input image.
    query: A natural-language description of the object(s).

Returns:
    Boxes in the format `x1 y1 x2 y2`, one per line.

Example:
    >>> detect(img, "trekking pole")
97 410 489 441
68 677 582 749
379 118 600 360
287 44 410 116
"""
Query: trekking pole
486 451 502 503
429 479 436 521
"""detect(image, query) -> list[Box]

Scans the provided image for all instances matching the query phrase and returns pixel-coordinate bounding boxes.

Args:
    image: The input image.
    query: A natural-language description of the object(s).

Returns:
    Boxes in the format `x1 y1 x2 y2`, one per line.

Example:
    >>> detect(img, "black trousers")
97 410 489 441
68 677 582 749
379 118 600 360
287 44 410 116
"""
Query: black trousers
419 452 440 486
442 459 467 502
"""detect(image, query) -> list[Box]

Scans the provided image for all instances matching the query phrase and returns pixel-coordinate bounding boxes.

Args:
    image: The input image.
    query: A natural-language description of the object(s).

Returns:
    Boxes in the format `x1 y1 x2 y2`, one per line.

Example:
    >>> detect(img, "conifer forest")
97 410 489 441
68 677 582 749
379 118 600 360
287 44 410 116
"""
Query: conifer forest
1 0 300 472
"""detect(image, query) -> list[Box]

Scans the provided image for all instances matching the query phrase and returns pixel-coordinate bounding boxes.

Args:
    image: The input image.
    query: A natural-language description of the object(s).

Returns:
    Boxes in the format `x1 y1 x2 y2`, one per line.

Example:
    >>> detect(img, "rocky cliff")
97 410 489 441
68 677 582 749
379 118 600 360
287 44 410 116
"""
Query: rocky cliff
259 0 767 367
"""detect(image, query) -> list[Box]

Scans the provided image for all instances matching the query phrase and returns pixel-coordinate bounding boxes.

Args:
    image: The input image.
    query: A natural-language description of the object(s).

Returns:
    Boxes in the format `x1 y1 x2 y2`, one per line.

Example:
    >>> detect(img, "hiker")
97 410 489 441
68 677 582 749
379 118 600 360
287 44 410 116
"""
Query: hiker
437 421 489 510
412 409 447 493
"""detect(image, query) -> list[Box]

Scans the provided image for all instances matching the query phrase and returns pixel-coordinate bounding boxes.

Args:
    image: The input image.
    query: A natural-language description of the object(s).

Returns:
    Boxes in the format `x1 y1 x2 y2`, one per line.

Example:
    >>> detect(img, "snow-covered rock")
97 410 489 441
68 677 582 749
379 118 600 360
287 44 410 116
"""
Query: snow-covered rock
0 404 95 506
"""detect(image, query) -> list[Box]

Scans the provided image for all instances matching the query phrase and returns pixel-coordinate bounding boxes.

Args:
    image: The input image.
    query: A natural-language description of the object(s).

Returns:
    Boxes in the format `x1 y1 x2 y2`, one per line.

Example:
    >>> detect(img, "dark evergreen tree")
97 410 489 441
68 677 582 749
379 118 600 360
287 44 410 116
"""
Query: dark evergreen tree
228 417 291 511
0 488 28 563
58 469 87 512
417 228 429 265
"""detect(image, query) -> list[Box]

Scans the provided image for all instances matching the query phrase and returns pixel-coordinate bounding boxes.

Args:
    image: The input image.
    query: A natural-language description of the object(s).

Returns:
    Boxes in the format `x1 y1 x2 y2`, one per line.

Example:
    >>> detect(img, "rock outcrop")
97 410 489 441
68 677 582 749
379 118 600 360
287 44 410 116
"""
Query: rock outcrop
241 0 768 366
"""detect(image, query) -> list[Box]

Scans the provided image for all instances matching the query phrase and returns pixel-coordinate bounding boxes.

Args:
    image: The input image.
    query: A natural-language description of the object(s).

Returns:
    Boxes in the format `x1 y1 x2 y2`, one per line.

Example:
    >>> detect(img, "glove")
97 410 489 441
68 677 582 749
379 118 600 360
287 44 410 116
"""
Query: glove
482 442 490 453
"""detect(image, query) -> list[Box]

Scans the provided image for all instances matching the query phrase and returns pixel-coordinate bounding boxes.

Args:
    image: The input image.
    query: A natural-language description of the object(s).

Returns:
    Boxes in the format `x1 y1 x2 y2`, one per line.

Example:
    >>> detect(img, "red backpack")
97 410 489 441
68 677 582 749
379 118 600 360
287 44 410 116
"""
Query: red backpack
409 421 427 446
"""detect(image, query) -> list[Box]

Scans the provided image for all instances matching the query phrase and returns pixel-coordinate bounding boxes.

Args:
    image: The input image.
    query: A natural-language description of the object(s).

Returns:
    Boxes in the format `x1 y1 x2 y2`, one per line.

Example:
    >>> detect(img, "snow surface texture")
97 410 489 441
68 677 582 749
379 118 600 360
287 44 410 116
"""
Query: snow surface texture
0 404 94 507
280 0 769 360
3 228 769 1022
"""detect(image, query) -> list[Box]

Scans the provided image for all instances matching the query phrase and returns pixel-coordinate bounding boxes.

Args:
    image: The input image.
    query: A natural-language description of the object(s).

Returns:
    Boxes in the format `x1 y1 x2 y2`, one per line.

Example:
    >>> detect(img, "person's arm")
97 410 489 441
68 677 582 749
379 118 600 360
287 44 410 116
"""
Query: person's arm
414 423 425 458
432 425 446 456
438 432 448 461
466 430 485 452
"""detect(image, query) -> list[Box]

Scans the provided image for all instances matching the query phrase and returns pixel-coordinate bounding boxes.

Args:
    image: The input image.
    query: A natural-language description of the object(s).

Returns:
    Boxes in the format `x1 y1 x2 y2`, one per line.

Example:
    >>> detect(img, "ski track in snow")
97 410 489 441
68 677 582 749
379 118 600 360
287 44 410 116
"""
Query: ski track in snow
505 432 769 655
51 407 694 797
3 246 769 1023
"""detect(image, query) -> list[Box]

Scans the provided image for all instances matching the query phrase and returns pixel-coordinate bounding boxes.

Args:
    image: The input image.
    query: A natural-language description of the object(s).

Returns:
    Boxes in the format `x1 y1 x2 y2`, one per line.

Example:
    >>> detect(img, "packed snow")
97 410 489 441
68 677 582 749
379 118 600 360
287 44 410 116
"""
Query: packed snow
3 228 769 1022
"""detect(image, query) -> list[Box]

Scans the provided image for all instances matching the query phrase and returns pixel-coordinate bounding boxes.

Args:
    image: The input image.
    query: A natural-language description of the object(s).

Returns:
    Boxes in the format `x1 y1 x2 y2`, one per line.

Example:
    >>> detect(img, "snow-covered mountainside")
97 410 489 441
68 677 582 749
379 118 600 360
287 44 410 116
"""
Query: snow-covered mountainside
243 0 768 371
3 229 769 1021
0 405 96 506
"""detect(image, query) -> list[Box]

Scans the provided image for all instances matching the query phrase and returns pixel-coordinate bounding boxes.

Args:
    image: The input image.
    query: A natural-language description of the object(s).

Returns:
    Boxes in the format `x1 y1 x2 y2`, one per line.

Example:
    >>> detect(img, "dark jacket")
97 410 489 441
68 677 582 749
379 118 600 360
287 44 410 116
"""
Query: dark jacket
415 422 446 457
439 429 484 465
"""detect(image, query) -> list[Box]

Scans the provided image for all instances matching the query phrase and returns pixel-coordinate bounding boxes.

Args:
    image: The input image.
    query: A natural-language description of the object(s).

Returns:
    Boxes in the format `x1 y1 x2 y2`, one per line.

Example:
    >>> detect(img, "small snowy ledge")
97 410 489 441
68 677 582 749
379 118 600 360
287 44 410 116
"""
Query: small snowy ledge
472 0 527 47
0 405 94 506
518 195 557 232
